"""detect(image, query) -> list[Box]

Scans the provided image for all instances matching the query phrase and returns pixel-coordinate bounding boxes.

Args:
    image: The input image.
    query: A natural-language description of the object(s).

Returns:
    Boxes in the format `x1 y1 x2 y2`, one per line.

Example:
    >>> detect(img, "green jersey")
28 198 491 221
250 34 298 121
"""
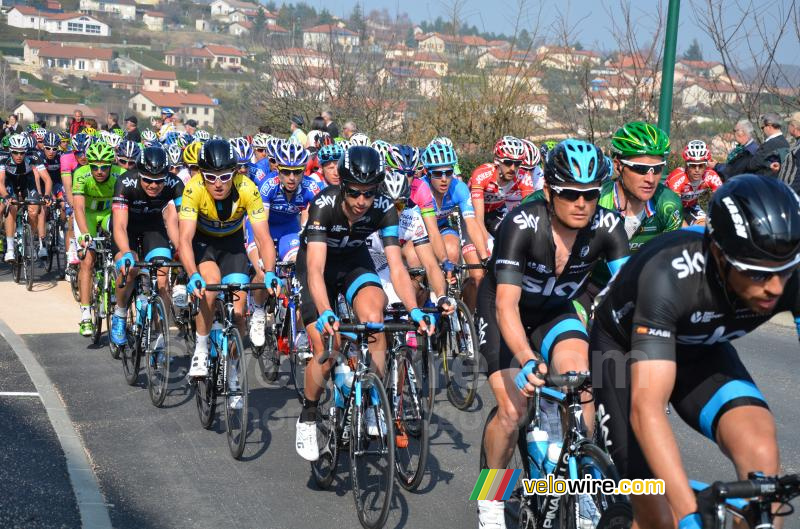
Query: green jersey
72 164 123 236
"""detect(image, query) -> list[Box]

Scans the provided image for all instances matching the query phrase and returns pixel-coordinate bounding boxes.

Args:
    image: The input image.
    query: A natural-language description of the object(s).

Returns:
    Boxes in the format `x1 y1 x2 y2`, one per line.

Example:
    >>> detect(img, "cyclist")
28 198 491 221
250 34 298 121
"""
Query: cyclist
178 141 202 184
178 139 275 400
591 174 800 529
294 146 432 462
35 131 65 258
311 143 342 189
666 140 723 226
62 133 92 264
58 131 70 153
141 130 158 146
0 133 52 262
73 141 125 336
519 138 544 192
109 146 183 347
247 141 318 347
477 140 629 528
422 142 489 311
251 133 273 175
470 136 534 245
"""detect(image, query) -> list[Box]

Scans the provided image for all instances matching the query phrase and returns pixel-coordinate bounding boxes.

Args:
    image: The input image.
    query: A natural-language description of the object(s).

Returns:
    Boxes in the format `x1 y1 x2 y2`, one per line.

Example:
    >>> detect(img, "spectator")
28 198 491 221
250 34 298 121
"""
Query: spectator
310 115 326 132
69 110 86 135
778 112 800 193
744 113 790 177
3 114 21 136
36 119 46 129
710 119 759 180
104 112 120 131
159 108 177 138
258 125 272 134
184 119 198 136
123 116 141 143
85 118 98 130
342 121 357 139
322 110 339 139
290 115 307 145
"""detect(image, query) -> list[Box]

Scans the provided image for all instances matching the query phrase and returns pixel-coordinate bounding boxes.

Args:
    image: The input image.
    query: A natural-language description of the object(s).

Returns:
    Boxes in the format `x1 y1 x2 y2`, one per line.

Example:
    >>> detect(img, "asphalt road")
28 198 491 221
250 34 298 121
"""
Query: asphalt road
2 264 800 528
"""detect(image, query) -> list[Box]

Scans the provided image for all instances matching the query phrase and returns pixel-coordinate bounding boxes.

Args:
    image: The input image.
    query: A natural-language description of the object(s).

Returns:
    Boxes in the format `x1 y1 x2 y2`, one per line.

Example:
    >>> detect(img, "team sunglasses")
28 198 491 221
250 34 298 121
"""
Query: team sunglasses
499 159 522 167
550 184 602 201
89 163 112 171
722 248 800 283
278 166 304 176
140 173 166 185
343 186 378 199
619 159 666 175
428 168 455 179
202 171 234 183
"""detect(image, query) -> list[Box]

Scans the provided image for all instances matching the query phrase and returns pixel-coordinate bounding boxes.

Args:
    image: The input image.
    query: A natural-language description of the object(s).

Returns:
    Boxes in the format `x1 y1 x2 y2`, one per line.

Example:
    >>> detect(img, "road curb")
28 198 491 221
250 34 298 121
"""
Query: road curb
0 319 113 529
770 311 796 329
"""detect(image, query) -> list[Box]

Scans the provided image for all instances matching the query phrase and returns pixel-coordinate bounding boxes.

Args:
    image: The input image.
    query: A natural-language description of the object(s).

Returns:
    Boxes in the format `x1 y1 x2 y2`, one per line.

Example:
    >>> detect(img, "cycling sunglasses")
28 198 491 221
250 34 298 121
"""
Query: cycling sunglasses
429 169 454 179
89 163 112 171
687 162 707 169
500 159 522 167
118 158 136 167
141 174 166 185
254 147 267 153
620 159 666 175
318 154 342 164
43 146 58 152
10 150 26 156
279 167 304 176
202 171 234 183
550 184 601 202
343 186 378 199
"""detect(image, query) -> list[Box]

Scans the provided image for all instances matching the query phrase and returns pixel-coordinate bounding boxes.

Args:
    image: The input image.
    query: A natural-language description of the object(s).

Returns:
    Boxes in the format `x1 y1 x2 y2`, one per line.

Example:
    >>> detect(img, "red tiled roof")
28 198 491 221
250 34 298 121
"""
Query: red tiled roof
204 44 244 57
37 44 112 61
144 11 165 17
268 24 289 33
17 101 104 117
90 72 137 84
165 47 214 58
412 51 447 63
679 59 723 70
141 69 176 80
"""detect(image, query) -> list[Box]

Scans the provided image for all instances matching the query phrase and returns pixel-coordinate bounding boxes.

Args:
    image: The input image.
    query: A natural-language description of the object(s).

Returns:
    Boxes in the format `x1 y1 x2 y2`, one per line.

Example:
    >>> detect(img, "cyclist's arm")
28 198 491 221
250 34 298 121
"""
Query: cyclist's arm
386 243 422 311
463 215 489 260
112 203 131 255
73 194 89 234
162 203 180 251
61 172 74 206
415 242 447 299
36 165 52 197
250 218 275 273
471 195 491 245
422 214 447 263
177 218 198 276
0 168 7 198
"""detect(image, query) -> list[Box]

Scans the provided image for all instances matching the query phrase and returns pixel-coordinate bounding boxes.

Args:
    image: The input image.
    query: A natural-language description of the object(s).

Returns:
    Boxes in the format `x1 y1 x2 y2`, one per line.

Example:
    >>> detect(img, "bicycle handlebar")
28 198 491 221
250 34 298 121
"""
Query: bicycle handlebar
319 315 430 364
205 283 267 292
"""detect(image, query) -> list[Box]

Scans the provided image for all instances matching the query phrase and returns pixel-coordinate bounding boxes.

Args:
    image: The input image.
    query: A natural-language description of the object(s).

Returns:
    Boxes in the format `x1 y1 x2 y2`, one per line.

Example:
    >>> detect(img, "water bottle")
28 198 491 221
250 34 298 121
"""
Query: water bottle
525 426 549 479
210 321 223 351
333 362 353 408
172 284 188 308
135 293 148 325
543 441 563 475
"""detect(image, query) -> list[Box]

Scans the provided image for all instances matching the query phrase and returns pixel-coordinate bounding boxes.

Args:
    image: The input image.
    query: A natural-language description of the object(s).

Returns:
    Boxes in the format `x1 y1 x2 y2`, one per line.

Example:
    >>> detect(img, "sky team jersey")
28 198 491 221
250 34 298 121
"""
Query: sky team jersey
112 171 184 228
666 167 723 209
179 173 266 237
489 198 629 309
255 174 319 227
35 150 62 186
410 178 435 217
303 185 399 254
469 163 534 213
71 165 125 213
422 176 475 228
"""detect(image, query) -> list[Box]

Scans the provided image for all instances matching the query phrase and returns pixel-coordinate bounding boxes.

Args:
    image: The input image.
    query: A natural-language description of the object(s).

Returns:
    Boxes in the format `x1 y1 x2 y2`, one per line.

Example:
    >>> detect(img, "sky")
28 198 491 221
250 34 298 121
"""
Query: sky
280 0 799 66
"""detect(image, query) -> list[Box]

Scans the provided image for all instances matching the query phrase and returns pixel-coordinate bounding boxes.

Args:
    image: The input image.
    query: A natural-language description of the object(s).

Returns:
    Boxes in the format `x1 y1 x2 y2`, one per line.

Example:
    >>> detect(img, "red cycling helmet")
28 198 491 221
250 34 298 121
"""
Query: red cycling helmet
682 140 711 163
494 135 525 161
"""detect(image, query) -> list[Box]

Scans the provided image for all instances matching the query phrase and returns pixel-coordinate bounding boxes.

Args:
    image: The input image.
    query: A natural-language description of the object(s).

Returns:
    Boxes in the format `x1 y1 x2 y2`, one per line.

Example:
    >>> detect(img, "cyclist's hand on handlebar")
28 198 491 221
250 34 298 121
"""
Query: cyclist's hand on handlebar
514 359 547 396
264 270 279 297
315 309 339 335
480 257 490 269
80 234 92 248
115 251 134 272
436 295 456 316
410 308 434 335
187 272 206 299
441 258 457 284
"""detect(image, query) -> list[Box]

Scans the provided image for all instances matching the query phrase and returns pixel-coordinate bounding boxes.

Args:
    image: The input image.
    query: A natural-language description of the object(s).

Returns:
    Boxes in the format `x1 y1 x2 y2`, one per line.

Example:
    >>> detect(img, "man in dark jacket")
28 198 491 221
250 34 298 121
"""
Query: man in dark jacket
710 119 759 180
744 113 790 176
123 116 141 143
778 112 800 193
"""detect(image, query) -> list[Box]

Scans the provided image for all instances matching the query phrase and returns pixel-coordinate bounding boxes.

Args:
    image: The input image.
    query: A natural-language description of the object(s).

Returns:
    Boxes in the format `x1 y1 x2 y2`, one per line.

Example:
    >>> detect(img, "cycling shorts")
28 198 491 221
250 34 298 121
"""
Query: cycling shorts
73 210 112 244
296 244 382 326
591 326 769 479
111 225 171 262
475 278 588 376
193 232 249 284
441 214 476 255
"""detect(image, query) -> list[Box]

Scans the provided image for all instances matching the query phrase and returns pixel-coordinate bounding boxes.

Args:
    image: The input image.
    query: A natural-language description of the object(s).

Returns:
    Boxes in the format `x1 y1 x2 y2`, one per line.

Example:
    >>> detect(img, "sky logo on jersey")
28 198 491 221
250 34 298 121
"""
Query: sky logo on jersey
121 177 137 187
690 311 724 324
470 469 522 501
677 325 747 345
722 196 748 238
314 194 336 209
374 195 393 212
635 326 671 338
591 210 620 232
513 211 539 231
671 250 705 279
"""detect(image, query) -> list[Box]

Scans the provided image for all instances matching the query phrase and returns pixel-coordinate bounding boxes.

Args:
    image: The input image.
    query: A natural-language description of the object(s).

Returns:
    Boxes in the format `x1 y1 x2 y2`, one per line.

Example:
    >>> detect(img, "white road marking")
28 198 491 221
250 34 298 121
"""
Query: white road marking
0 391 40 396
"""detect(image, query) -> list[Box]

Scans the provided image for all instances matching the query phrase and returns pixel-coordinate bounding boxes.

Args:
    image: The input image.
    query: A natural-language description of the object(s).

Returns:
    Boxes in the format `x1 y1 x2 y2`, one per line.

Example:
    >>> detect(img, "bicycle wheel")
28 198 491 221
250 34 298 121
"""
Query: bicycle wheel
146 297 171 408
12 251 21 283
392 347 431 491
105 268 116 357
350 371 395 529
256 313 280 384
479 406 533 528
121 302 143 386
195 360 217 430
45 222 54 273
312 382 339 490
91 273 103 345
558 443 632 529
442 300 479 410
224 328 249 459
23 223 34 291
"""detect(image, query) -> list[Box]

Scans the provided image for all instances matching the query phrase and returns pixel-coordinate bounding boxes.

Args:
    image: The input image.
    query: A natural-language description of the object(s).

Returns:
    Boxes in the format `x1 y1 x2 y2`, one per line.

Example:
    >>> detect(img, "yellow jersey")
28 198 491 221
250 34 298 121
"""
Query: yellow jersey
179 174 266 237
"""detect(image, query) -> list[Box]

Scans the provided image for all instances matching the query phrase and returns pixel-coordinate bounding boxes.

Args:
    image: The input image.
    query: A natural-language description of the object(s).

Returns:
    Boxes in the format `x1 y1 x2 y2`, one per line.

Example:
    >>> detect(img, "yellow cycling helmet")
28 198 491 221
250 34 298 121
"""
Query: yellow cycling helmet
183 140 202 165
82 126 97 137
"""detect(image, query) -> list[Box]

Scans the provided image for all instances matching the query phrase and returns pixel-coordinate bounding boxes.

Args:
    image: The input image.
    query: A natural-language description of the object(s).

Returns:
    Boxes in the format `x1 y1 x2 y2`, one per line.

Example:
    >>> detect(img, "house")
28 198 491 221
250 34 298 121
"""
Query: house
141 70 177 93
477 48 538 69
165 44 245 71
23 40 112 74
416 33 445 54
142 11 164 31
487 66 544 93
270 66 338 100
89 72 138 92
411 52 448 76
128 91 217 128
537 45 601 70
270 48 330 69
676 59 726 79
7 6 110 36
378 66 441 97
384 43 415 61
133 0 159 5
210 0 258 16
79 0 136 21
228 20 252 36
678 78 740 108
303 24 359 52
13 101 104 129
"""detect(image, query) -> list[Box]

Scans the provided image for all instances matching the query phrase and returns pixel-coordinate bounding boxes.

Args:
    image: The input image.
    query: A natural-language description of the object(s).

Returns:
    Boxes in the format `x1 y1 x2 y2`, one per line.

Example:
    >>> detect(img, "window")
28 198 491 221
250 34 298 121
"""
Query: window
68 22 84 32
204 107 209 116
77 60 85 70
160 81 168 87
86 24 101 34
151 105 156 112
140 103 146 111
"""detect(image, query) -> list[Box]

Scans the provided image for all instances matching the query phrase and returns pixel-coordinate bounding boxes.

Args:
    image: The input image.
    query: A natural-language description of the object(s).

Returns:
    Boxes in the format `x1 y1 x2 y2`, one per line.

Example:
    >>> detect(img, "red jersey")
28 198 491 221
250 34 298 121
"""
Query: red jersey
469 163 534 213
666 167 723 209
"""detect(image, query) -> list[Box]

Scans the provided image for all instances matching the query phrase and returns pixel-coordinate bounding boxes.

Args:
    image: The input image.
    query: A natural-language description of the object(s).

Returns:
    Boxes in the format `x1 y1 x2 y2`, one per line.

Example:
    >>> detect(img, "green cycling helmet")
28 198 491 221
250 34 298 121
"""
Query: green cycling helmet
85 141 116 163
112 127 124 138
611 121 670 158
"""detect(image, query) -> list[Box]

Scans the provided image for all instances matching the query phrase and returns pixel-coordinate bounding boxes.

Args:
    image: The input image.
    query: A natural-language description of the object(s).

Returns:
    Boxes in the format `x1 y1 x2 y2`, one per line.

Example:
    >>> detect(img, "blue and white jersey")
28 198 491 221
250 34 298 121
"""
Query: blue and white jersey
422 176 476 229
257 175 320 227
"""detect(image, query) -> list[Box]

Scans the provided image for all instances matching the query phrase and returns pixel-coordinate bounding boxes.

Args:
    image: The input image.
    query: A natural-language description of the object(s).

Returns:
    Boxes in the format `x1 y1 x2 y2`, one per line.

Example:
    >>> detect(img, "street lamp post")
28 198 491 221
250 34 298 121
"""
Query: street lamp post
657 0 681 136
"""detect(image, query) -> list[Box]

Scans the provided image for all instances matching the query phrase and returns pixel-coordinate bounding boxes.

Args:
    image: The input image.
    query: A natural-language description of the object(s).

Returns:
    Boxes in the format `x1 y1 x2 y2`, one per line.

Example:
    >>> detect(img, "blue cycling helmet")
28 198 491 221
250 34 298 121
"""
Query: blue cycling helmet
162 130 180 146
545 139 604 185
387 144 421 172
276 141 309 168
43 132 60 149
266 138 283 161
179 132 194 148
230 137 253 165
318 143 343 165
117 140 141 160
422 143 458 169
603 155 614 181
71 133 92 154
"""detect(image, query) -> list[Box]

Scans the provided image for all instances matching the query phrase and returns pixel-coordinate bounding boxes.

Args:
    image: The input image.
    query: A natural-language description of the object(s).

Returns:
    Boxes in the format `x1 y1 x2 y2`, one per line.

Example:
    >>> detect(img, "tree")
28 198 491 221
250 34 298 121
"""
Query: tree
405 27 416 48
0 56 19 114
318 8 333 24
517 29 532 49
682 38 703 61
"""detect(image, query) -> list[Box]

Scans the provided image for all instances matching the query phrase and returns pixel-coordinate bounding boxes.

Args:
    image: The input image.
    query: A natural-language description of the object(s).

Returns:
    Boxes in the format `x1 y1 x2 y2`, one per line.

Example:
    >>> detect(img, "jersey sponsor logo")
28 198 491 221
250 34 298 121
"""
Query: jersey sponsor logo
597 404 612 450
374 195 393 212
121 177 137 187
327 236 364 248
496 258 519 266
526 262 552 274
591 210 620 232
314 194 336 209
690 311 723 324
331 224 347 233
579 245 590 258
676 325 747 345
512 210 539 231
722 196 747 238
477 316 488 347
671 249 705 279
521 275 586 297
635 325 671 338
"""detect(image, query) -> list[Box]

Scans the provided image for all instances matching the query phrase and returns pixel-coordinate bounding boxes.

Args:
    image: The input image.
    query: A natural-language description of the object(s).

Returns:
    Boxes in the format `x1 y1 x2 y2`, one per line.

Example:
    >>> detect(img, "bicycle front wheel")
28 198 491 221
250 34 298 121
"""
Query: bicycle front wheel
392 347 431 491
146 297 171 407
121 302 143 386
23 223 34 291
91 273 103 344
105 269 116 359
350 371 395 529
312 382 339 490
442 300 479 410
224 328 249 459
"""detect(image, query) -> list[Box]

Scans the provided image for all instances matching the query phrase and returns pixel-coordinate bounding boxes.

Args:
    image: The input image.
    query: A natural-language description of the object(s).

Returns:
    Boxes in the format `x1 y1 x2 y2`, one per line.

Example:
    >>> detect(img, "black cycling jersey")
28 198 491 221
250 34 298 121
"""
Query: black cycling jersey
303 185 400 254
594 227 800 362
112 170 183 229
34 149 62 186
0 154 39 195
488 199 629 308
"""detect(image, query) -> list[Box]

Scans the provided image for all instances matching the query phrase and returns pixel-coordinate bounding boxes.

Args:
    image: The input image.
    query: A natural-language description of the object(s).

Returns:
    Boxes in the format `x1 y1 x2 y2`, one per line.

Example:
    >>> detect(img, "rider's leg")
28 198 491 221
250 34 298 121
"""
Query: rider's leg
351 285 389 376
462 245 484 313
484 369 530 468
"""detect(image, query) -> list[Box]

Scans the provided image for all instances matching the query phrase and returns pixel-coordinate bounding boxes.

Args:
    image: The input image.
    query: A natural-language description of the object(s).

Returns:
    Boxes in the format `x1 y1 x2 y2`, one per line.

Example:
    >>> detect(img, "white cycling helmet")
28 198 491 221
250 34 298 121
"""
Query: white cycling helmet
349 132 370 146
682 140 711 163
165 144 182 167
379 170 410 202
9 133 28 151
252 133 272 149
